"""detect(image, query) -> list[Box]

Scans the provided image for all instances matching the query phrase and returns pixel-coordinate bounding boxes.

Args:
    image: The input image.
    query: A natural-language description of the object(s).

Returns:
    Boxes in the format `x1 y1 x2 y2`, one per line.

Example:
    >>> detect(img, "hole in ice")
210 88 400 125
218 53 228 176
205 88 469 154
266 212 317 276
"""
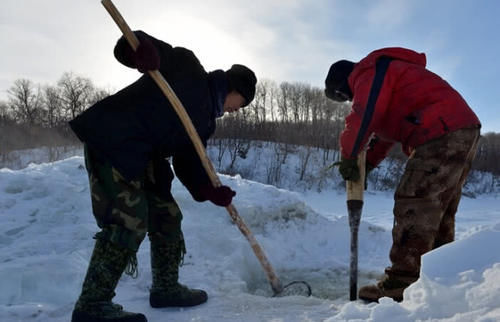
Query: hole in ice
245 267 381 300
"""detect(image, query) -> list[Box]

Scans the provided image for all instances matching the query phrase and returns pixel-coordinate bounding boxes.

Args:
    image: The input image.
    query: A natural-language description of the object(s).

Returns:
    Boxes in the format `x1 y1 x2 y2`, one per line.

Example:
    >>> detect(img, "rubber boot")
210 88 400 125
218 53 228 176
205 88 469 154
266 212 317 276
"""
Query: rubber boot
71 238 147 322
358 267 418 303
149 234 207 308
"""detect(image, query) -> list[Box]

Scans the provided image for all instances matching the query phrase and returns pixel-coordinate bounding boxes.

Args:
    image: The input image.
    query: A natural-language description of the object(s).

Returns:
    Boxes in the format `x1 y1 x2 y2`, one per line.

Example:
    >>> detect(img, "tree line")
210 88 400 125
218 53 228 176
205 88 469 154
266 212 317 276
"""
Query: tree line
211 80 351 172
1 73 499 177
0 73 110 153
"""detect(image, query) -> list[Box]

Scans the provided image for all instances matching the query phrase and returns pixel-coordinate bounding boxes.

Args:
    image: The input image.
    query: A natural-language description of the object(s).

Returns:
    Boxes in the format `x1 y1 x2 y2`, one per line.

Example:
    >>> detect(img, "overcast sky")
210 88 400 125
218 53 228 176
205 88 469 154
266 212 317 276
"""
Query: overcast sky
1 0 499 132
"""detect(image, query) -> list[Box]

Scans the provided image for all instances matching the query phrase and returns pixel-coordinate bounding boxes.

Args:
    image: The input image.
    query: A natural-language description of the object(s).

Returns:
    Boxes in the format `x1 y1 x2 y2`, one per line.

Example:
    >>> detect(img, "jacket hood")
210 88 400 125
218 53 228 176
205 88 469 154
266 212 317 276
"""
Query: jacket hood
351 47 426 80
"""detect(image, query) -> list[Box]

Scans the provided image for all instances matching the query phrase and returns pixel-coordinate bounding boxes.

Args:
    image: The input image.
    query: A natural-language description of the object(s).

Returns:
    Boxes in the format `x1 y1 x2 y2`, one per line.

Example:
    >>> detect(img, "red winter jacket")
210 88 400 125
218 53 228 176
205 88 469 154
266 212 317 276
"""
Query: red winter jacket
340 47 481 167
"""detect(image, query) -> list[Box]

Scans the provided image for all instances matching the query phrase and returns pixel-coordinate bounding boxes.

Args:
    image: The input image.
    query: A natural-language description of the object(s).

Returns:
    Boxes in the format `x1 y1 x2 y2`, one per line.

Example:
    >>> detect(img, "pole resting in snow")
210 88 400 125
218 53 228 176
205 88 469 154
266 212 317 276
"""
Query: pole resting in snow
346 150 366 301
101 0 311 297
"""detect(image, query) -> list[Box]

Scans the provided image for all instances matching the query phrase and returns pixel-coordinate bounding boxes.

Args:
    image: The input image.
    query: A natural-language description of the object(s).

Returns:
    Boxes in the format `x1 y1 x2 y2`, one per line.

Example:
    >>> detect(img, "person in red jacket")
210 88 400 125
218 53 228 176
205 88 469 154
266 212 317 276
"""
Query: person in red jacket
325 47 481 302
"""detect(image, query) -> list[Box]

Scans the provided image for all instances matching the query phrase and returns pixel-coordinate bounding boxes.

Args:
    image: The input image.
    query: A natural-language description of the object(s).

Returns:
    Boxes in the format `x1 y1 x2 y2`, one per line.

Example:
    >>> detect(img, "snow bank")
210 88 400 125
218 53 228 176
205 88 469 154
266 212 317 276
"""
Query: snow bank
1 157 499 321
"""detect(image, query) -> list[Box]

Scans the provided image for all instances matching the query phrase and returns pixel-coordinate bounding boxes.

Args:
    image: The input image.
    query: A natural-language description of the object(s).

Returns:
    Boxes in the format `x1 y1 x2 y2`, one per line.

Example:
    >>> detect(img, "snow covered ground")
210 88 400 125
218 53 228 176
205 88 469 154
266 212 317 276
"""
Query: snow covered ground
1 157 499 321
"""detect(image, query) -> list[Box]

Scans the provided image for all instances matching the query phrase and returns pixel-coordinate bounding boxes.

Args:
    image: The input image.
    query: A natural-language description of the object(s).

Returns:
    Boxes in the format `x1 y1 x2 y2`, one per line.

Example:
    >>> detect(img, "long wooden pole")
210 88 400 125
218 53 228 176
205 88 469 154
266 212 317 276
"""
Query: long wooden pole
101 0 284 295
346 150 366 301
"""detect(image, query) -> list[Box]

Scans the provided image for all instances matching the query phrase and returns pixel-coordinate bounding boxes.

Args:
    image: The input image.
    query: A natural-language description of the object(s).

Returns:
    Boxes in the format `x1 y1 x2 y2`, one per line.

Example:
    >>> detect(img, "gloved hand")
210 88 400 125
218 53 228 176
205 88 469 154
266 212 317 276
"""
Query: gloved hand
199 184 236 207
133 37 160 73
335 158 360 181
332 158 375 184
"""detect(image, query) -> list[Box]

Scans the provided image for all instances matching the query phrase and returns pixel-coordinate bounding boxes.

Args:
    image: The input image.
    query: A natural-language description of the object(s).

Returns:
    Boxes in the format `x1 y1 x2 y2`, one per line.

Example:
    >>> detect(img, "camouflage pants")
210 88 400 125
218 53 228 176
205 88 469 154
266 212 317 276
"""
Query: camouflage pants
388 126 480 279
84 146 184 252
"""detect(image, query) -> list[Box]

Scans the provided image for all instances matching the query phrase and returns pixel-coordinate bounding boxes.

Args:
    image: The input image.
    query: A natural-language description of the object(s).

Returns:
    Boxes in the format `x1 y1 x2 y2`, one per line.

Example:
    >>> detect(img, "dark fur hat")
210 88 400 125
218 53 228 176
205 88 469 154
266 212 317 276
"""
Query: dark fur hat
226 64 257 107
325 60 355 101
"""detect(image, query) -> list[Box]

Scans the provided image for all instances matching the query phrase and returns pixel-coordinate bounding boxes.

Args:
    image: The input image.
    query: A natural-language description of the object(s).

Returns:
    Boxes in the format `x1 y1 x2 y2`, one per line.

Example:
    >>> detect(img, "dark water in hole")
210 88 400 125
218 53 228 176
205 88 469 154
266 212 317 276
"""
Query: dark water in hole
245 267 382 300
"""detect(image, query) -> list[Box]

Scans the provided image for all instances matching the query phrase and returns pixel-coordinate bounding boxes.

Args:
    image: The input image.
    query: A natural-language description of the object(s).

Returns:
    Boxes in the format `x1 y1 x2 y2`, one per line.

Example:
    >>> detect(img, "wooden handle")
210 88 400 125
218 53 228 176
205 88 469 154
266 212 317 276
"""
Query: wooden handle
226 204 283 293
346 149 366 300
346 150 366 201
101 0 283 294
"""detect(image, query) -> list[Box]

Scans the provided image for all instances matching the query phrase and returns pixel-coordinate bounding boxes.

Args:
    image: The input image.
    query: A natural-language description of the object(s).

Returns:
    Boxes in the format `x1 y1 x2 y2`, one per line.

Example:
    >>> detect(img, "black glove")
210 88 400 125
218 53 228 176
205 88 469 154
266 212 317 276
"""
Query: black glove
134 37 160 73
199 184 236 207
335 158 360 181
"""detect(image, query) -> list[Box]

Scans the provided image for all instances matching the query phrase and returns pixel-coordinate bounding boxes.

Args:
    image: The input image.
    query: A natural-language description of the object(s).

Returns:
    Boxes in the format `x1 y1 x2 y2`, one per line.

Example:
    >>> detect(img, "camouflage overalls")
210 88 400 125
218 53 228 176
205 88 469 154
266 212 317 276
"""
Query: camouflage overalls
387 126 480 281
84 145 185 255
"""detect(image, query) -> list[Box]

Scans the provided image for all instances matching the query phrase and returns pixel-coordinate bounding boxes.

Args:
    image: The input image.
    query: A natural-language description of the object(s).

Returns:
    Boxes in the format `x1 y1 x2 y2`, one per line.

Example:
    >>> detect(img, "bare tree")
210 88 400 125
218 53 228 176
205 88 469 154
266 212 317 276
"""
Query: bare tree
89 88 111 106
266 143 283 185
289 83 301 123
300 84 313 123
264 79 279 122
298 145 312 181
7 79 43 125
277 82 292 123
58 72 95 120
42 85 62 128
0 100 9 124
287 82 312 124
249 82 265 125
210 138 227 169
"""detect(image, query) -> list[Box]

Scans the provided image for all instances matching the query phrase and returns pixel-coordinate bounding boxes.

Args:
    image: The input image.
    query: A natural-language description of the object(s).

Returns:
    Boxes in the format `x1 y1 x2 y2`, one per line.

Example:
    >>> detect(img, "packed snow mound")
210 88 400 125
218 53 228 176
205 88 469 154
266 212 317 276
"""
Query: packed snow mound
327 225 500 322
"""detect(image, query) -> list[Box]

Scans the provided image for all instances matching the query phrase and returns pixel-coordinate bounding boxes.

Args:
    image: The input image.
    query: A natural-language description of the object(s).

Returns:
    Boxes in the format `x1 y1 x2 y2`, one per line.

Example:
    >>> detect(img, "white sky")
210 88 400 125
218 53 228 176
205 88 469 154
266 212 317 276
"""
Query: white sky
1 0 499 132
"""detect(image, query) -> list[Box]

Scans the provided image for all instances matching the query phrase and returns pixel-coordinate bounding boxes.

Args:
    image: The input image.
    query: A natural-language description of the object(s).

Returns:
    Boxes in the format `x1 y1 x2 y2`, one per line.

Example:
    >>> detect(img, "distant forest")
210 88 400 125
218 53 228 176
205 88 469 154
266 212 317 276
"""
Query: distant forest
1 72 499 176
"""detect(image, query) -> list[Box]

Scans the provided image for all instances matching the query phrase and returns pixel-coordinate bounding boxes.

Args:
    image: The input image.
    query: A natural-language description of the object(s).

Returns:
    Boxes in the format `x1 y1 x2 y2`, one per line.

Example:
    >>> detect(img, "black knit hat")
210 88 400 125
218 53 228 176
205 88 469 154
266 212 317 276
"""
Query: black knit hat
226 64 257 107
325 60 355 101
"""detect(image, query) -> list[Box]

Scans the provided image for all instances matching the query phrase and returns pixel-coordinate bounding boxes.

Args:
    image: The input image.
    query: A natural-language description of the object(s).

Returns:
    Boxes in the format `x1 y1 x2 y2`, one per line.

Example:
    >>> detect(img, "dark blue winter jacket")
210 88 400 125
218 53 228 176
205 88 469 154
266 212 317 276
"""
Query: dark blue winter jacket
70 31 226 199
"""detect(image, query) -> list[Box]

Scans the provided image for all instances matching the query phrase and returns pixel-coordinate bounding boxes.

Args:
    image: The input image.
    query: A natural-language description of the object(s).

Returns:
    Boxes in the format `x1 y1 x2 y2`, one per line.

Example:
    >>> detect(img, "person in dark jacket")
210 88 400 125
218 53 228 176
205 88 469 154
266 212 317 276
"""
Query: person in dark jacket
325 47 480 303
70 30 257 322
